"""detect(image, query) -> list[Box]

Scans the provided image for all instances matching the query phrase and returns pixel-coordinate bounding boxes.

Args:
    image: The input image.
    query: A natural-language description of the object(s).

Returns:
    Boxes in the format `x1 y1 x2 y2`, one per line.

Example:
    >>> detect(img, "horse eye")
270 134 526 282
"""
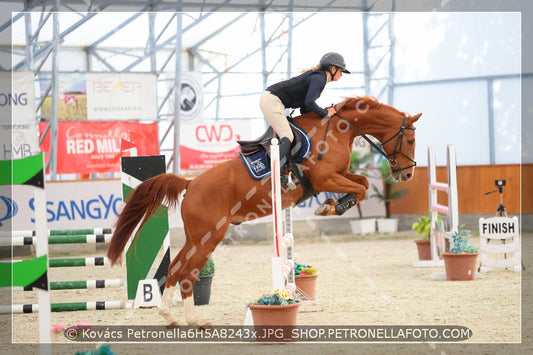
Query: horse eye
407 140 414 146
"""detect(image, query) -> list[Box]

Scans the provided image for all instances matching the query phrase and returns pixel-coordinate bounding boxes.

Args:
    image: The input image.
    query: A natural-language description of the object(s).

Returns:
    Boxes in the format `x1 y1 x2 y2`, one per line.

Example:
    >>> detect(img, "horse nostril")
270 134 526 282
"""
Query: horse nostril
405 173 412 180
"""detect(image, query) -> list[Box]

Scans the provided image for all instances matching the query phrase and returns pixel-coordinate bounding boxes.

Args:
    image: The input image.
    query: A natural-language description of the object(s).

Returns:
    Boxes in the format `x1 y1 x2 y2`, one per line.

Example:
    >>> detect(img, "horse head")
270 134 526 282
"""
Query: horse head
335 96 422 182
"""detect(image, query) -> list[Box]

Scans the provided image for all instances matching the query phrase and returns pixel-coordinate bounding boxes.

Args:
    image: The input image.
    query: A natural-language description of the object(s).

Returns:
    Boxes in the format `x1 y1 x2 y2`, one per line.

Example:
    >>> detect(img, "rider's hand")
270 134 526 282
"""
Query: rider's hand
326 107 337 118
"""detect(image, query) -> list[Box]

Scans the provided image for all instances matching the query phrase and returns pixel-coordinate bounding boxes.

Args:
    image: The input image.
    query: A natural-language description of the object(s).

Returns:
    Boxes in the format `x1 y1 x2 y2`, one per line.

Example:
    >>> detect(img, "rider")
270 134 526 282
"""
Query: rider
259 52 350 185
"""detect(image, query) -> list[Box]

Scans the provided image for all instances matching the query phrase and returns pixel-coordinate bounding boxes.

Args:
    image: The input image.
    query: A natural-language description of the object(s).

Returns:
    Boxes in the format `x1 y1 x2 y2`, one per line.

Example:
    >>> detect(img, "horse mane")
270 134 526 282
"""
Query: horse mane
337 96 406 118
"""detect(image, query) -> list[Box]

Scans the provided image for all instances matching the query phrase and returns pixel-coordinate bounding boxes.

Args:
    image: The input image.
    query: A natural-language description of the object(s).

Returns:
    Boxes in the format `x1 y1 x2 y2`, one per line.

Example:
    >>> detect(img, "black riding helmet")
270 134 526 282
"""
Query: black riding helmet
319 52 350 74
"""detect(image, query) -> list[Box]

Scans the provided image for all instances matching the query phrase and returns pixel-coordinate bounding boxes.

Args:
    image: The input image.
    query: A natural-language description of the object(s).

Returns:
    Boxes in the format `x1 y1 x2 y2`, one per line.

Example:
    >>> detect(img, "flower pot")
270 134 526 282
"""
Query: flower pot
377 218 398 233
414 239 432 260
248 302 301 342
441 252 479 281
295 273 318 301
248 302 301 326
350 218 376 235
193 275 213 305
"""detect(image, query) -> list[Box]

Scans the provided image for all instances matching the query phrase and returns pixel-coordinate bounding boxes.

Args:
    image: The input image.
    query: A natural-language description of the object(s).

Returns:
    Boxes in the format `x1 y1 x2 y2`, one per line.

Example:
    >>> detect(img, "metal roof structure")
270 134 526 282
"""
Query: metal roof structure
3 0 398 177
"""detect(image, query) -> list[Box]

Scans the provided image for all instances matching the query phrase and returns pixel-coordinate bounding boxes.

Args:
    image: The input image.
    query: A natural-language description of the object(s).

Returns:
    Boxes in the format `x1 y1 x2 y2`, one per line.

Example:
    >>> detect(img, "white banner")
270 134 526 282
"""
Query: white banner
180 72 204 122
1 175 384 232
0 71 40 160
0 71 36 123
1 180 123 231
87 73 157 120
0 124 40 160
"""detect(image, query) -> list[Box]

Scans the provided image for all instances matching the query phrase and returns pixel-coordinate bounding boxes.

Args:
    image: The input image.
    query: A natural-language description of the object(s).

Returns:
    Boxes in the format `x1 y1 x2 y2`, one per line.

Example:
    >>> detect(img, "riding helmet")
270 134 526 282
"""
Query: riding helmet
319 52 350 74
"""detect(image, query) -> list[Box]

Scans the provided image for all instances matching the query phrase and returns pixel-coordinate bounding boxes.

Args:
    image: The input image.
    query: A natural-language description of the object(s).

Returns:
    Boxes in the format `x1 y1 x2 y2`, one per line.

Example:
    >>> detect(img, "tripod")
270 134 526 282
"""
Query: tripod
485 179 507 217
484 179 525 271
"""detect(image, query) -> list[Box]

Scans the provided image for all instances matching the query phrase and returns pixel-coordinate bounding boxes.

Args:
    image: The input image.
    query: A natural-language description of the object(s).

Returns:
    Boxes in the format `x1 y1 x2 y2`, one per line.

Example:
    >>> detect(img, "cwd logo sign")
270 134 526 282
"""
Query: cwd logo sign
195 124 237 143
179 120 253 171
0 195 18 228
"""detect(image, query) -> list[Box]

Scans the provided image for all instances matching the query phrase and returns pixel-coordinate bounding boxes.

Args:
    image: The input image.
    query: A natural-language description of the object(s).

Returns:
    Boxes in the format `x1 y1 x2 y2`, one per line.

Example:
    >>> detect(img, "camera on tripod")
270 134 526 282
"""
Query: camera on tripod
495 179 506 193
495 179 506 187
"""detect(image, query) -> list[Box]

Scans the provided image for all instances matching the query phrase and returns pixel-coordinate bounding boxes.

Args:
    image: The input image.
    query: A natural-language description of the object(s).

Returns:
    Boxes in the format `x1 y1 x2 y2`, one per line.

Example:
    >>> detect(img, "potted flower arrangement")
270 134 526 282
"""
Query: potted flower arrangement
441 226 479 281
371 157 409 233
294 263 318 301
411 212 441 260
247 287 301 327
193 257 215 305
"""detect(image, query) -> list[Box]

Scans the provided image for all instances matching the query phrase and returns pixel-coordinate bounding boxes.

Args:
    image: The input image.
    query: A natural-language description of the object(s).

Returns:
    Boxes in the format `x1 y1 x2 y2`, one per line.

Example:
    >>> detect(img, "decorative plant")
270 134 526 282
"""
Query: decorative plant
248 287 301 306
411 212 441 240
370 157 409 218
449 225 479 253
294 263 317 276
199 257 215 276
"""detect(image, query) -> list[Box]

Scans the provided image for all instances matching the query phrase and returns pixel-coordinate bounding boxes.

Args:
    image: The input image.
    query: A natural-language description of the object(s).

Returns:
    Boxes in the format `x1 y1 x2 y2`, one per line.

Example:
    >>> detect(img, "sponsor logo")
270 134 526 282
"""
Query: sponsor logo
0 195 18 227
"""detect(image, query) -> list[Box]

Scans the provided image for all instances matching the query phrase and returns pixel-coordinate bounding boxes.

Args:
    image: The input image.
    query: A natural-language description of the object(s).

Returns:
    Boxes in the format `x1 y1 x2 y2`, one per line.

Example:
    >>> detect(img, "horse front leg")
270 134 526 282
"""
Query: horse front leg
313 173 369 216
315 193 358 216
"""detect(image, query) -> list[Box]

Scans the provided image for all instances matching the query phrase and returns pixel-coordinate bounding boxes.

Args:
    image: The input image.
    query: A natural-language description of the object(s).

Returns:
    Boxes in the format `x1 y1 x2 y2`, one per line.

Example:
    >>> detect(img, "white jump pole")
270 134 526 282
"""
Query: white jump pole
270 138 284 290
414 145 458 268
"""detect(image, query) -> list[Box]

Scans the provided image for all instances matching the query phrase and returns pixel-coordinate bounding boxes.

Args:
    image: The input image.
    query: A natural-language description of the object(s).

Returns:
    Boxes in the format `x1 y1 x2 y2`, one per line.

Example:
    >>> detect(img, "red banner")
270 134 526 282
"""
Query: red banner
39 121 159 174
180 145 240 171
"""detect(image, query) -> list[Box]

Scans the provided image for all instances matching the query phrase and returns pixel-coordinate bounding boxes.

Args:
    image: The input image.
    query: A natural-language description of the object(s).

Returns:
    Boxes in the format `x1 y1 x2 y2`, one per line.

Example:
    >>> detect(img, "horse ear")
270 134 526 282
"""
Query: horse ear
408 113 422 124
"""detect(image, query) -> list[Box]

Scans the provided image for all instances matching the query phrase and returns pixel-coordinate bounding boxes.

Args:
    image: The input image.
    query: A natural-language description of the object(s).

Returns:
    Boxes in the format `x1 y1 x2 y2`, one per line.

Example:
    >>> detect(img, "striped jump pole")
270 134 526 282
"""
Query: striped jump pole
1 301 125 314
49 257 109 268
269 137 296 292
2 234 112 247
21 279 123 291
0 228 112 238
415 145 459 271
270 138 285 290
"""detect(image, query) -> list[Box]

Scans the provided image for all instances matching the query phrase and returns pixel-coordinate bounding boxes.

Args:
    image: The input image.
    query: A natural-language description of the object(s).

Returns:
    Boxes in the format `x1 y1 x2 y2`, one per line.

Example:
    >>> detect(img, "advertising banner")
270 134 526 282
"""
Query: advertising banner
38 72 87 121
1 180 123 231
1 177 384 232
0 71 40 160
180 120 251 171
39 121 159 174
0 71 36 122
87 73 157 120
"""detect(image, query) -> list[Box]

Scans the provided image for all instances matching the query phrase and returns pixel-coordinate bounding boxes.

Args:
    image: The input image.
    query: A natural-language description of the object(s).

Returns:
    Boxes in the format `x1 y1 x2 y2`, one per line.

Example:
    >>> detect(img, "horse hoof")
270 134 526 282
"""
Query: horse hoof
166 321 180 329
314 205 329 216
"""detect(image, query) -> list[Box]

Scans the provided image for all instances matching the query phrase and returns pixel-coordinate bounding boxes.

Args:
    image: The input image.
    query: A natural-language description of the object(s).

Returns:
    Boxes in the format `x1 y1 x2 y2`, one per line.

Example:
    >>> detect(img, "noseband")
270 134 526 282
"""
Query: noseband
331 113 417 173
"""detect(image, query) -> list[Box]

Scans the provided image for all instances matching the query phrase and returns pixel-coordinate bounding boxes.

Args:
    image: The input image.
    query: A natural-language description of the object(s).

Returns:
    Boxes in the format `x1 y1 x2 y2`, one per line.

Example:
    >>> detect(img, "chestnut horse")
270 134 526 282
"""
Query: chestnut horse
107 96 421 327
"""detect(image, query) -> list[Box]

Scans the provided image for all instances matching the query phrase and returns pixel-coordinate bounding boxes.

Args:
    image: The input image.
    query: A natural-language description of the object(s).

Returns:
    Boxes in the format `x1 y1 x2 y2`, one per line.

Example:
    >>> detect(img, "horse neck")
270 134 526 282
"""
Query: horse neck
339 109 401 143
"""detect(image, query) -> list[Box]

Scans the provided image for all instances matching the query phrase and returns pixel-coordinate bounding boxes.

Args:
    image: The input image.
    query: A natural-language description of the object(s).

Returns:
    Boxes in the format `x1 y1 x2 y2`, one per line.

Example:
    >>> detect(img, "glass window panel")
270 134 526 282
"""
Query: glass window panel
394 12 520 82
522 76 533 163
492 78 520 164
394 81 489 166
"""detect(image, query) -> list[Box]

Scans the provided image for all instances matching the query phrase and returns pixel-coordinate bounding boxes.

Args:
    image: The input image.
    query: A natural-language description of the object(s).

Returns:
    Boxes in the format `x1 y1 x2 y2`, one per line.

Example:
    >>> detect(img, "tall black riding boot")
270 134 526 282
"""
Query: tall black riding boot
278 137 293 186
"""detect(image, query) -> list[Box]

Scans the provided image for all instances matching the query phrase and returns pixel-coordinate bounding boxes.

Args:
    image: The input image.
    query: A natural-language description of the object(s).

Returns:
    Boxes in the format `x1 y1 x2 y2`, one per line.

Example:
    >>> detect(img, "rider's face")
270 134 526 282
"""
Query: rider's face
331 66 343 82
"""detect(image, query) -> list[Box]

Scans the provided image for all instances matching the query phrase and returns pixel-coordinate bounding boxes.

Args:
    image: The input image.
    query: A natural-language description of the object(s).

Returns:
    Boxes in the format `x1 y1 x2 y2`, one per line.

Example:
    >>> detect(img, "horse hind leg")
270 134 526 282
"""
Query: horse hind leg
159 240 219 328
159 287 179 328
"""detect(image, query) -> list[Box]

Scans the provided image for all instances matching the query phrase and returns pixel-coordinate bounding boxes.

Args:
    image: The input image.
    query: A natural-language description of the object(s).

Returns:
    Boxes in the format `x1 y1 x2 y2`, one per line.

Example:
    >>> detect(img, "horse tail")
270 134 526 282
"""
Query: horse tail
107 173 190 265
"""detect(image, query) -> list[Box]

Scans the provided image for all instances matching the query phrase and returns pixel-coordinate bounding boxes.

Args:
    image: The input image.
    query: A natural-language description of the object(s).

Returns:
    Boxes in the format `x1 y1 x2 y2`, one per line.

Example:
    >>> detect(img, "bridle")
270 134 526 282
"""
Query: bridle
318 113 417 173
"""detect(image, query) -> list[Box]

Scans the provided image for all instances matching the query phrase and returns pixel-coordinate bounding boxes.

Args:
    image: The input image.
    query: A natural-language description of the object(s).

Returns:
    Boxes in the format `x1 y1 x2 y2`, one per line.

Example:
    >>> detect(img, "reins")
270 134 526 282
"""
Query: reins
318 112 417 173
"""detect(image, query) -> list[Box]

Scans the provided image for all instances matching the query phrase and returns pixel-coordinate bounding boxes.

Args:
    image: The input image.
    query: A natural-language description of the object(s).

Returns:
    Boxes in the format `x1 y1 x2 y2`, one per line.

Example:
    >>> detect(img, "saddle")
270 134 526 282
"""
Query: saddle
237 121 318 204
237 123 304 158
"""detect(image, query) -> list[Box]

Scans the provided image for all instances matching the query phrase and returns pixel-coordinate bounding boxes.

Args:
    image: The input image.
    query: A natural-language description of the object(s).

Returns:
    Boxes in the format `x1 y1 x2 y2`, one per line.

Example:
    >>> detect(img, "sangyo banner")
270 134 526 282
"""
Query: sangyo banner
39 121 159 174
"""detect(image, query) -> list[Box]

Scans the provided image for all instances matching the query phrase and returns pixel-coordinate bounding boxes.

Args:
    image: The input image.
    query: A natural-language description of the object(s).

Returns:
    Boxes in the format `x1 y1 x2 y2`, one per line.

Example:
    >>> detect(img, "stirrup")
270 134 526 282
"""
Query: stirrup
281 172 297 190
